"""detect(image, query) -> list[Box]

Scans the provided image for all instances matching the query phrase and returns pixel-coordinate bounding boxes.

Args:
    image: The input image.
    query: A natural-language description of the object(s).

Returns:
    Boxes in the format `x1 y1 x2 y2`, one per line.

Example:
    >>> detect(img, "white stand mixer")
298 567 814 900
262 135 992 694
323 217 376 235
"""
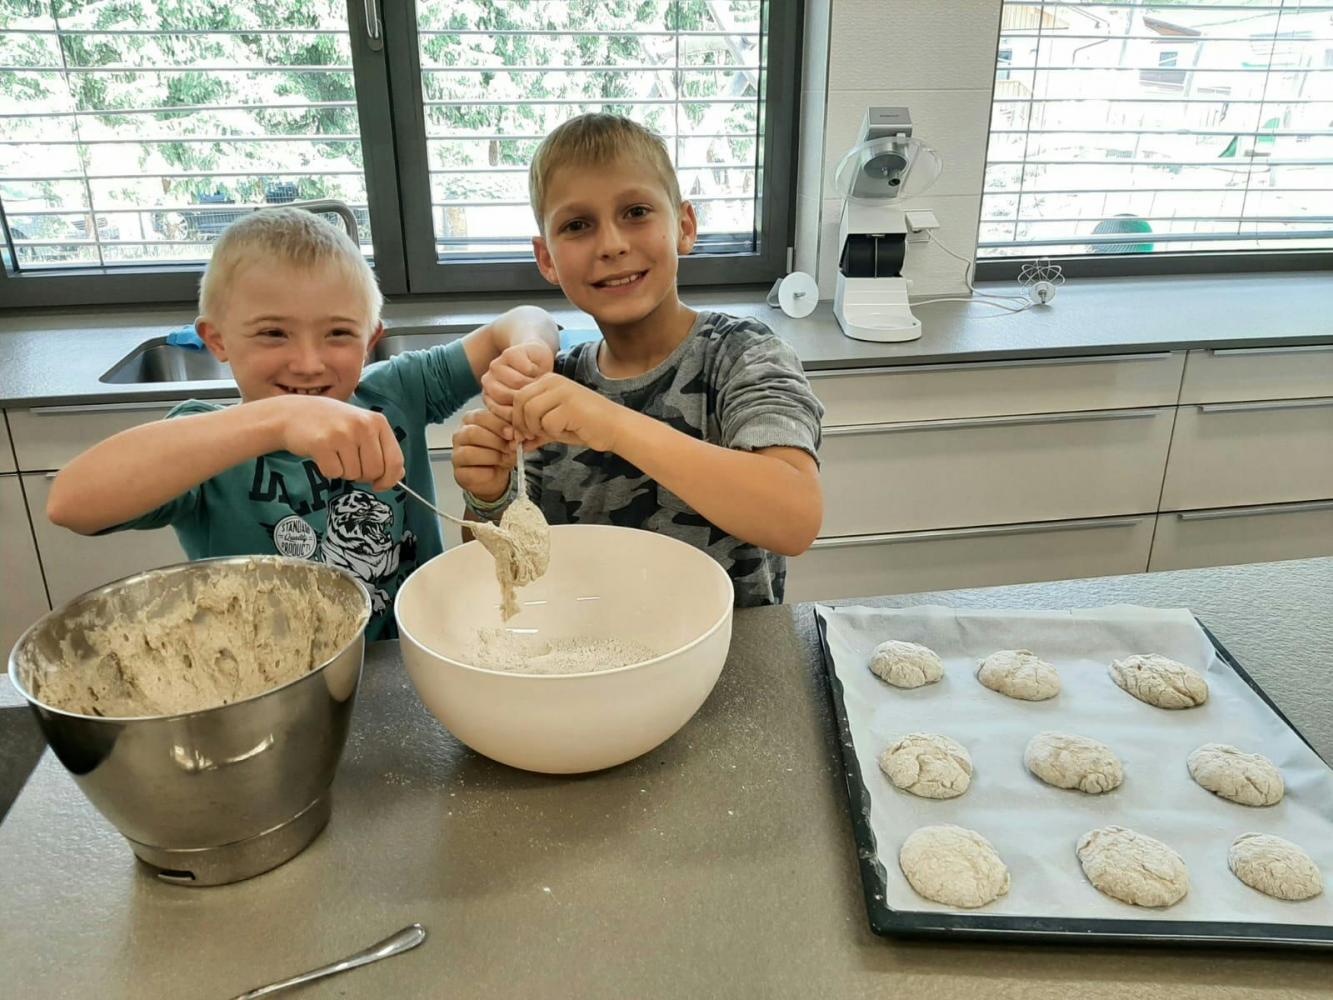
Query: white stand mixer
833 108 942 343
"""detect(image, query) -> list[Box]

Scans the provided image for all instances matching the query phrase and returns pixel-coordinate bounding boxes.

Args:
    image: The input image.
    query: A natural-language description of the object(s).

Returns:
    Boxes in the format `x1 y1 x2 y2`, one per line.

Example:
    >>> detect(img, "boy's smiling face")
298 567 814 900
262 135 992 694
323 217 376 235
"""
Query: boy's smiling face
532 158 697 330
198 258 382 404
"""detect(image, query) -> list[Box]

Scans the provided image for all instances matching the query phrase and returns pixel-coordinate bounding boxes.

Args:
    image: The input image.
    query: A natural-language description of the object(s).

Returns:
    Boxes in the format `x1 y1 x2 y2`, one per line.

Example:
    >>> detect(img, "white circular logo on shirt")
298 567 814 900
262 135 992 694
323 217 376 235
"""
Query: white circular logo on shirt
273 515 318 559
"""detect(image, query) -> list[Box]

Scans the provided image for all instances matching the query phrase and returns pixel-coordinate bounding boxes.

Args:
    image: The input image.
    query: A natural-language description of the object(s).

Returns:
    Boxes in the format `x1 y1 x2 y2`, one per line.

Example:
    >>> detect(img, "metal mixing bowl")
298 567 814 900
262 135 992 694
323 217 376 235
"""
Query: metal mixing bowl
8 556 370 886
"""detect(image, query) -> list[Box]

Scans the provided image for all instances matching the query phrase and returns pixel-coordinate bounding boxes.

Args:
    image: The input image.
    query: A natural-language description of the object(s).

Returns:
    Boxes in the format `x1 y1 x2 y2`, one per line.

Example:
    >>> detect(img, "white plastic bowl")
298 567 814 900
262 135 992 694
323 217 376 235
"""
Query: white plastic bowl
395 524 734 774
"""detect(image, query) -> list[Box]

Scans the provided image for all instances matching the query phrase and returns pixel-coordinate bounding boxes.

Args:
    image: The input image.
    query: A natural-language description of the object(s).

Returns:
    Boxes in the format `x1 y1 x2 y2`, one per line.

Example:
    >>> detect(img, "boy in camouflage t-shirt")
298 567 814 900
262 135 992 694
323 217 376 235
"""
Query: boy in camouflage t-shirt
452 114 824 605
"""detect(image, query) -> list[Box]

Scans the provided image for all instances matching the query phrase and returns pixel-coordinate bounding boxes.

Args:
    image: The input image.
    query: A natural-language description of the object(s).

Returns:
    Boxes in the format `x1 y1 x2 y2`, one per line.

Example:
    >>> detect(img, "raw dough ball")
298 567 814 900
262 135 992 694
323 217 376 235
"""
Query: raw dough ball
899 825 1011 909
1229 833 1324 901
1108 654 1208 709
1024 732 1124 794
1187 743 1284 806
868 640 943 689
977 649 1061 701
879 733 973 799
1076 826 1190 908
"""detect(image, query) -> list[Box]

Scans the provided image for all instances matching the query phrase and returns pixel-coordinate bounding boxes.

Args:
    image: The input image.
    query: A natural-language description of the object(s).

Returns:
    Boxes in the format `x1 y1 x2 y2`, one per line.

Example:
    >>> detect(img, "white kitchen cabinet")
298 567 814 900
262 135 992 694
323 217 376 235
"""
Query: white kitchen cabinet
808 351 1185 427
1 475 51 661
428 449 467 550
1179 345 1333 405
424 411 468 452
1149 501 1333 572
22 473 186 608
785 514 1155 604
819 406 1176 537
1 413 16 474
8 399 237 472
1159 398 1333 511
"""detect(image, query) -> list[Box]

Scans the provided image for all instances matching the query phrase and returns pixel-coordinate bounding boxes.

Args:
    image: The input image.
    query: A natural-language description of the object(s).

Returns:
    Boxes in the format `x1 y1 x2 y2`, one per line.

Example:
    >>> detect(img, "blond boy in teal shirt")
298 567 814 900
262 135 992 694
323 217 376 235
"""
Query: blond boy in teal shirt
49 208 558 638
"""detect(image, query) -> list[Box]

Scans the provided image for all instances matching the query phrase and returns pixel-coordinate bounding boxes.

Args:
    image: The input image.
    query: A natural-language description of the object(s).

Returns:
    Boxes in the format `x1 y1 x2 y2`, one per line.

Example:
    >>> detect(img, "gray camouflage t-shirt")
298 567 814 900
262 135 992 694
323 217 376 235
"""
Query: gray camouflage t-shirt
484 310 823 606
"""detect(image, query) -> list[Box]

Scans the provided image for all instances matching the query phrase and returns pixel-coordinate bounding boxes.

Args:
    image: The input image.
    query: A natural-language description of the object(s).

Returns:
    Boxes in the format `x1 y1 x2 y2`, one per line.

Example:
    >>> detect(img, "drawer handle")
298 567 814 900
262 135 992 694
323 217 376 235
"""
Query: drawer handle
1196 398 1333 414
28 398 240 415
807 352 1174 379
823 407 1160 436
809 516 1146 549
1177 500 1333 522
1208 345 1333 357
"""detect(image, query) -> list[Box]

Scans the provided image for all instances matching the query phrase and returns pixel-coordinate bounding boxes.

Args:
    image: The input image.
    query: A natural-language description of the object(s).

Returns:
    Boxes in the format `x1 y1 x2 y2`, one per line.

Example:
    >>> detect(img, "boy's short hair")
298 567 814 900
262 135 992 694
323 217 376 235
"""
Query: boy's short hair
528 113 683 231
198 207 383 324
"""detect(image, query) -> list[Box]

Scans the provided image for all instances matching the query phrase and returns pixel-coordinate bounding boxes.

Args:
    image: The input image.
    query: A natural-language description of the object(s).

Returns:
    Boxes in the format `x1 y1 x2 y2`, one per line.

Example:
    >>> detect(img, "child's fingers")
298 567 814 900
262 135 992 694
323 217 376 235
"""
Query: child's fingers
481 394 513 425
374 419 405 491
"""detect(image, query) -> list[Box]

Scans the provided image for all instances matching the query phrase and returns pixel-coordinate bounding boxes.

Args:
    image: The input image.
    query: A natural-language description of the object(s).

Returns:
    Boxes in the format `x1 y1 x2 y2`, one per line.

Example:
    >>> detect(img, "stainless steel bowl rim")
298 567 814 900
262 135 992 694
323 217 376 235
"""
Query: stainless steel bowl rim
8 554 372 722
394 524 735 680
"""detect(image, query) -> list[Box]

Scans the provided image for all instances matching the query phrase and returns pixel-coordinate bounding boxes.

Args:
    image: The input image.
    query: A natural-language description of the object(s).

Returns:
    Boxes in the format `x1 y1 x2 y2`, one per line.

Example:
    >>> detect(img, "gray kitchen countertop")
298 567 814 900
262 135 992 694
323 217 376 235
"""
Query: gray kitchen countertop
2 557 1331 998
1 271 1331 406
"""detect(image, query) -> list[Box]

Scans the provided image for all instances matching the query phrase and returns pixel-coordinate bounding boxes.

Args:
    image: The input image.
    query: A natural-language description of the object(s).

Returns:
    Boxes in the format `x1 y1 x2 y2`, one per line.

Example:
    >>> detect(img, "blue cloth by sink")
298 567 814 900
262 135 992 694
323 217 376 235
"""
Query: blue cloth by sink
559 328 601 351
165 325 205 350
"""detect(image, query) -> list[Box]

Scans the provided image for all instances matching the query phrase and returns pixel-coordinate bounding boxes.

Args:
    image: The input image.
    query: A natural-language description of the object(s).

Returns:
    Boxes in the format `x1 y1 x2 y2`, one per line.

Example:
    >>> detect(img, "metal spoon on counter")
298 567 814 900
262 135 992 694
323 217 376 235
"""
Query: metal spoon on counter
228 923 427 999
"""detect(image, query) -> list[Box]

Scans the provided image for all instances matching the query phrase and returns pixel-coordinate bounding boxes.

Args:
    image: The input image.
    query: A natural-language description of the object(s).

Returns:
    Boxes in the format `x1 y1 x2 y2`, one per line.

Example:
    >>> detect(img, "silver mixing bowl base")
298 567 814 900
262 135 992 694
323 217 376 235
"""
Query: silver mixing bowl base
126 791 332 886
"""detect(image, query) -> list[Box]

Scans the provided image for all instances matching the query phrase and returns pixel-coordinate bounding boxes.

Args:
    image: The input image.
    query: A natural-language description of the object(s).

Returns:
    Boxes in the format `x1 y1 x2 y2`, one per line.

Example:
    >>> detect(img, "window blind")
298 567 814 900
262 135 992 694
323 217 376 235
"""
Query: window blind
982 1 1333 259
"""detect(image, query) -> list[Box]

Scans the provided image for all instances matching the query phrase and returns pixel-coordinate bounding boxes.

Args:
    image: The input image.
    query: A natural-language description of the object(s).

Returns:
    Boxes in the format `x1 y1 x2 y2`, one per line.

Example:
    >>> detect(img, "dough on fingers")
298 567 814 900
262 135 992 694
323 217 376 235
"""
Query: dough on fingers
1229 833 1324 901
977 649 1060 701
1108 654 1208 709
1077 826 1189 908
1187 743 1284 806
879 733 972 799
868 640 943 689
1024 732 1123 794
899 825 1011 909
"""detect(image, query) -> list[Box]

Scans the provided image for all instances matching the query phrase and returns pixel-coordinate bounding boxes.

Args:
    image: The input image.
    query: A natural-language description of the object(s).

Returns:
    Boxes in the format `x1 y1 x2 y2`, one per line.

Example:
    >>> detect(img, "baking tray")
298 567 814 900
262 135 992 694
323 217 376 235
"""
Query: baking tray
814 606 1333 948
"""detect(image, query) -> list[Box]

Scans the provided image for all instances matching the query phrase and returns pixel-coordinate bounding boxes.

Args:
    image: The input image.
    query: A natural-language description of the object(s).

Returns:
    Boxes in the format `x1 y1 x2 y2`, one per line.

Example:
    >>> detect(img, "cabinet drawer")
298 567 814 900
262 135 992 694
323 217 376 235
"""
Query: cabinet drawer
1160 398 1333 511
1 413 15 474
819 406 1175 537
2 475 50 659
23 473 186 607
1149 501 1333 572
428 449 467 550
1180 344 1333 404
9 399 237 472
424 411 467 452
808 352 1184 427
786 515 1154 604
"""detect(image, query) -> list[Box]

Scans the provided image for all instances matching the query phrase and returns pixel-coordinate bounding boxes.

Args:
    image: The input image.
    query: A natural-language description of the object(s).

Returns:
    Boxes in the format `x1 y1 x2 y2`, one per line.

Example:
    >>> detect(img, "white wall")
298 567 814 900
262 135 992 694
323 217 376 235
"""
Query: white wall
795 0 1003 299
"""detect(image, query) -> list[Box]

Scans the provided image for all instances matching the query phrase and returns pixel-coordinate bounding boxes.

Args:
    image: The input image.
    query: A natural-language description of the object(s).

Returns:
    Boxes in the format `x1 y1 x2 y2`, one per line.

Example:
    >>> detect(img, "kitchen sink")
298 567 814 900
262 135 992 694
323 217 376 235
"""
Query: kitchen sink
100 338 233 384
99 324 483 384
371 325 477 362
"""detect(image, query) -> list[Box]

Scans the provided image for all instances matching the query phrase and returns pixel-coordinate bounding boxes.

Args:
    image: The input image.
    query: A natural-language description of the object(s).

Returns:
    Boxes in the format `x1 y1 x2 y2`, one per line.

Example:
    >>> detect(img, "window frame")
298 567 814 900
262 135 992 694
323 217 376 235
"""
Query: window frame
0 0 802 309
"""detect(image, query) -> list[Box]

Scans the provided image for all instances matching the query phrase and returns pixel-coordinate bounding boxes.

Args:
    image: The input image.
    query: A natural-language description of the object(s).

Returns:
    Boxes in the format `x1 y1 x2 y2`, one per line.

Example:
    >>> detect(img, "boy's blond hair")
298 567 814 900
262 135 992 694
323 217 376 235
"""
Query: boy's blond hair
198 207 383 324
528 113 682 231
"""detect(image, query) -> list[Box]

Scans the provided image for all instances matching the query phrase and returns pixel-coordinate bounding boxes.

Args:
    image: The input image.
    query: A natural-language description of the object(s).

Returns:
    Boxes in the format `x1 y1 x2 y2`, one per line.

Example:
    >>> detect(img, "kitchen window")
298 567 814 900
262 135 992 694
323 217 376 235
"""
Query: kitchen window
0 0 799 308
978 0 1333 278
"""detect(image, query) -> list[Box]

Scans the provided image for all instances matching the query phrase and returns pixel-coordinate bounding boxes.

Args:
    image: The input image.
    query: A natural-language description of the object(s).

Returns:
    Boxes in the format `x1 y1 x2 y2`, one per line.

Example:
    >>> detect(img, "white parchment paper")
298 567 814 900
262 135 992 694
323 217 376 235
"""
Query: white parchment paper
817 604 1333 926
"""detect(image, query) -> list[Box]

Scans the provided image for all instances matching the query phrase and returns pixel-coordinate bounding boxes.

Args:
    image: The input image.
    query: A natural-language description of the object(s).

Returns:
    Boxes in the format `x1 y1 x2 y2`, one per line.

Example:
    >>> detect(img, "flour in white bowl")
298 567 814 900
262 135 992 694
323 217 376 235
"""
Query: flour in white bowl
466 628 657 675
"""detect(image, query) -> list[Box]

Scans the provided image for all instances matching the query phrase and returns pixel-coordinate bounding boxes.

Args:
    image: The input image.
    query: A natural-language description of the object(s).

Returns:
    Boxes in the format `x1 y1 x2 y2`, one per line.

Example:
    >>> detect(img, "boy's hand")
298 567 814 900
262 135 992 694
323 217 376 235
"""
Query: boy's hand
270 395 404 492
452 408 519 502
481 341 556 424
511 373 627 454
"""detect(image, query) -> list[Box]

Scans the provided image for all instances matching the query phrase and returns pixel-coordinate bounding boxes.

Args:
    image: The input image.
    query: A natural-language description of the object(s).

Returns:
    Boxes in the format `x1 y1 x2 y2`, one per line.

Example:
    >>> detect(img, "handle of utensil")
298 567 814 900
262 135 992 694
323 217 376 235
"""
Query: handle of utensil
231 923 426 999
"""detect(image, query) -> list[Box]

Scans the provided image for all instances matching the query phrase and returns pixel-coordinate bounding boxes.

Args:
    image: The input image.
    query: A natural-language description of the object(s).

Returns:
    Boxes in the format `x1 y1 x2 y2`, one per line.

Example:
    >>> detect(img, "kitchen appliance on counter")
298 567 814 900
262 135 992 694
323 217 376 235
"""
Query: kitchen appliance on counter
833 107 942 344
